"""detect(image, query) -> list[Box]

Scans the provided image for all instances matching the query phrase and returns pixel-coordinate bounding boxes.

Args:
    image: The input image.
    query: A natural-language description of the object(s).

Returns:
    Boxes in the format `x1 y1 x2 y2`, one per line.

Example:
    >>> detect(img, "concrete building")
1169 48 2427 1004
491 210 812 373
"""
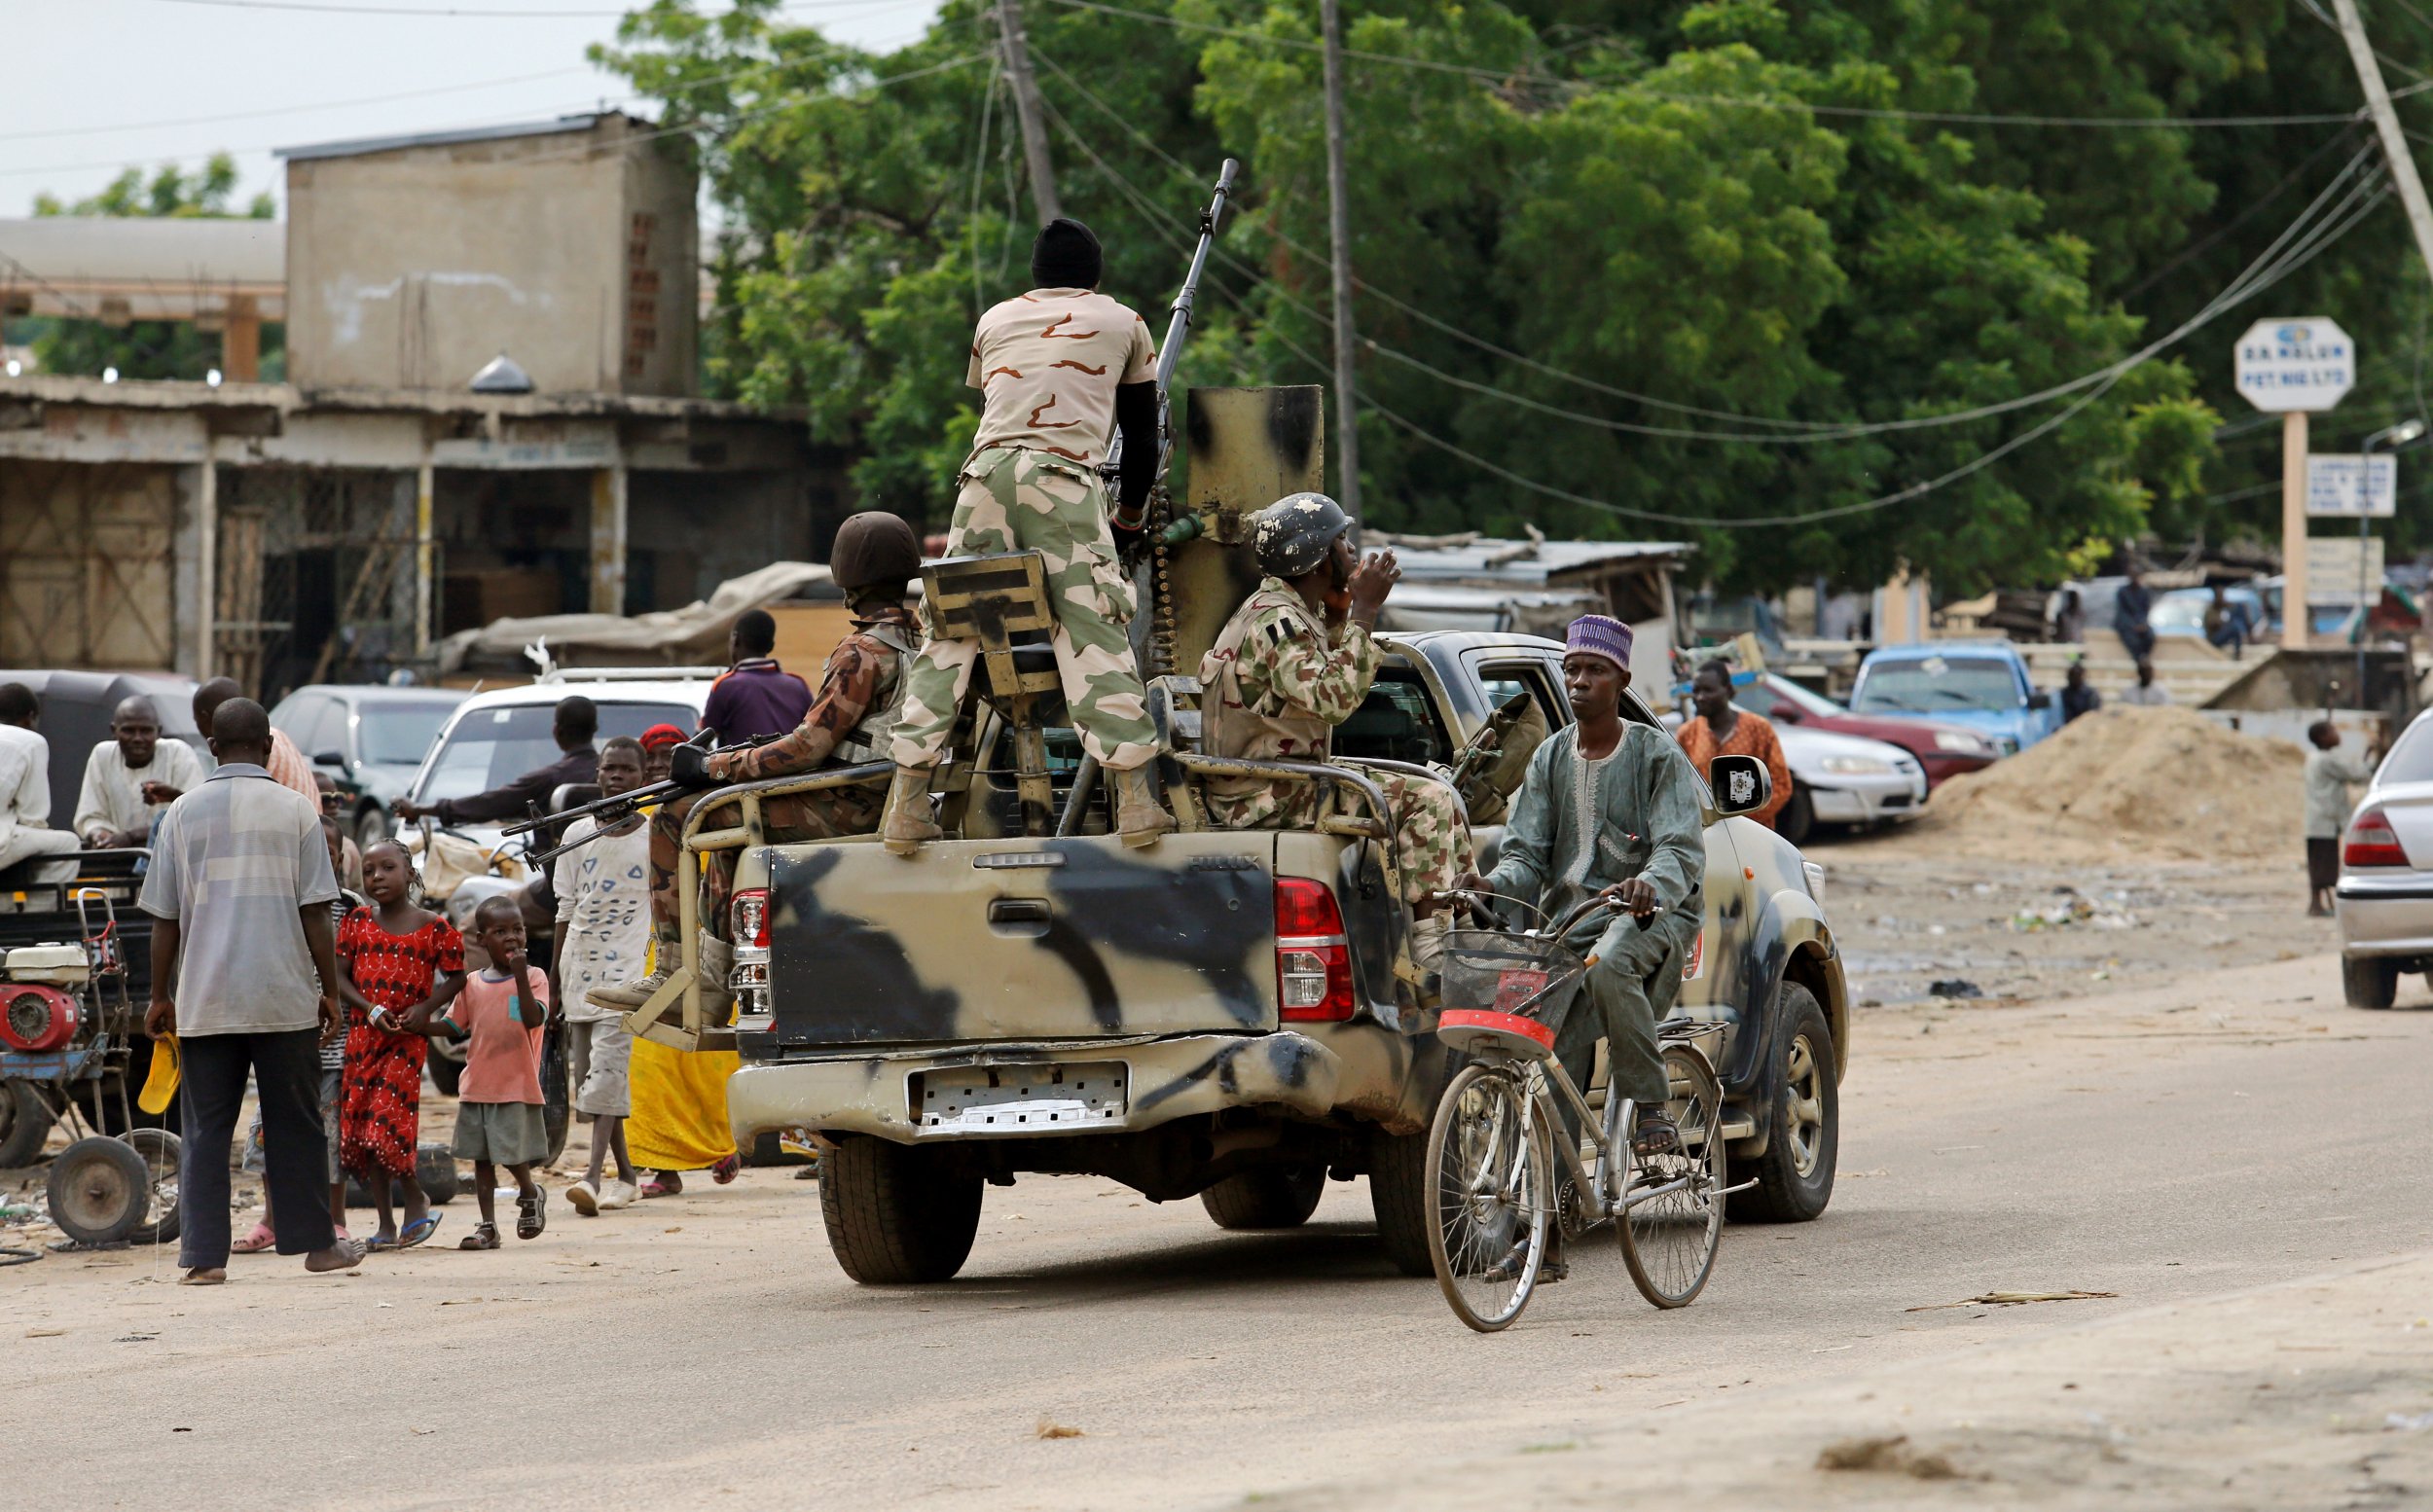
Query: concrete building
0 115 847 699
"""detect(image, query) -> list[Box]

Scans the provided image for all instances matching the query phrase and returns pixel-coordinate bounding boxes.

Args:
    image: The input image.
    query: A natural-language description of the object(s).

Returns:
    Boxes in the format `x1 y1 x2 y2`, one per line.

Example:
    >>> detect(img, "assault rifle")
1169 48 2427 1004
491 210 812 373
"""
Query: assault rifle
502 728 782 866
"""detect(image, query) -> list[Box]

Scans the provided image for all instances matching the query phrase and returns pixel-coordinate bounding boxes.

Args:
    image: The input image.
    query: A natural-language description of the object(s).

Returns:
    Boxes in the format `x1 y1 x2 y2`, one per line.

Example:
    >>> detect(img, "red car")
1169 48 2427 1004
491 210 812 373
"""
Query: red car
1739 673 2002 791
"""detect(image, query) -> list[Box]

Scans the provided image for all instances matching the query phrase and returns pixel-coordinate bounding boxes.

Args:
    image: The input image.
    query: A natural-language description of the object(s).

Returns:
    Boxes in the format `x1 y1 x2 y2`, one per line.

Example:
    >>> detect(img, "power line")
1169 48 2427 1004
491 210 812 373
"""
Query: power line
1038 0 2375 128
1035 42 2392 450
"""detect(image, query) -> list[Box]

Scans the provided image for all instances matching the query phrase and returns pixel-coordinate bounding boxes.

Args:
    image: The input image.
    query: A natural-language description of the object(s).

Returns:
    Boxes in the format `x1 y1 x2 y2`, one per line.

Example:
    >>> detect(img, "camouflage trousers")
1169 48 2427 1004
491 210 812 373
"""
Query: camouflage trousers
1206 761 1472 908
890 449 1160 772
646 785 883 938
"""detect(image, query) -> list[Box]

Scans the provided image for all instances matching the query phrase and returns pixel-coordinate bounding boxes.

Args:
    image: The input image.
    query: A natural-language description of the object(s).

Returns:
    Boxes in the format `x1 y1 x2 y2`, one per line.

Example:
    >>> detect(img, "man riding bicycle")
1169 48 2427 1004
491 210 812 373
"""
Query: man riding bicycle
1463 614 1705 1170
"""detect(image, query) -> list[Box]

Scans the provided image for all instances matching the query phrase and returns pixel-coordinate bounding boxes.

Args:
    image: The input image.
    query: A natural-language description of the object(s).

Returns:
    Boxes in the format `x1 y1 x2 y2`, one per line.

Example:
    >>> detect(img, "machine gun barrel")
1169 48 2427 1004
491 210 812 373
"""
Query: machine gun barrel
1110 157 1238 532
500 778 681 840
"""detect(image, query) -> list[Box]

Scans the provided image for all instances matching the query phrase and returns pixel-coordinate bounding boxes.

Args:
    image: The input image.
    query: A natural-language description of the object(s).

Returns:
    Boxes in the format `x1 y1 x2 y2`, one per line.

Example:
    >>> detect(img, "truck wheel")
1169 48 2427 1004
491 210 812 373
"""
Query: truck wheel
428 1052 462 1098
1728 983 1838 1224
2343 955 2399 1009
1200 1166 1325 1230
1367 1129 1435 1277
817 1136 981 1284
1777 786 1814 847
0 1080 53 1169
47 1134 150 1246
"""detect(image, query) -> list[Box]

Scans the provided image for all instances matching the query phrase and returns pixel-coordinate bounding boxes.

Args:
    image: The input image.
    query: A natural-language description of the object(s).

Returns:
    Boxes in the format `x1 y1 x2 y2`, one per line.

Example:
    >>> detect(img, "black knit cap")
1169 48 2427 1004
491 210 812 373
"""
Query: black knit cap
1032 217 1103 290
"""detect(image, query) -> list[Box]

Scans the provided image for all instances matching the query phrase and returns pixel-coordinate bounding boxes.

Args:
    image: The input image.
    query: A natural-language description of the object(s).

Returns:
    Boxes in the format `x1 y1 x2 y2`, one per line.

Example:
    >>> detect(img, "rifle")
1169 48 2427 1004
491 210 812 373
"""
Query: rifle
504 730 773 866
1108 156 1240 538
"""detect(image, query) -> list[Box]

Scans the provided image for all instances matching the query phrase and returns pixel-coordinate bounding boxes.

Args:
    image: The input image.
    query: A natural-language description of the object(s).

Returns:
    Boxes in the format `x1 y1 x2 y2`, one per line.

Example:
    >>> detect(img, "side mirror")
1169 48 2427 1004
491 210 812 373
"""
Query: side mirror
1708 753 1773 818
312 749 347 768
2025 690 2051 711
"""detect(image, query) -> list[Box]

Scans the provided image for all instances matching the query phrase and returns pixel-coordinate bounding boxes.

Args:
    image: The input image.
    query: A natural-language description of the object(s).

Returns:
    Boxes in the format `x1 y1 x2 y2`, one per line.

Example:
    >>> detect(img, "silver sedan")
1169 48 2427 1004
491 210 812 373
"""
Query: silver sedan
2335 716 2433 1007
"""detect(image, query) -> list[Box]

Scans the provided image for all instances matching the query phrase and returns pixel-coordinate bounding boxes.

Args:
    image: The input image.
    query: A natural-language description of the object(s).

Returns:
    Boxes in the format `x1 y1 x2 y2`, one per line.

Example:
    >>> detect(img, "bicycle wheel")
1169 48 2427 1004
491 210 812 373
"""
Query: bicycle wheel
1425 1062 1551 1333
1616 1045 1725 1309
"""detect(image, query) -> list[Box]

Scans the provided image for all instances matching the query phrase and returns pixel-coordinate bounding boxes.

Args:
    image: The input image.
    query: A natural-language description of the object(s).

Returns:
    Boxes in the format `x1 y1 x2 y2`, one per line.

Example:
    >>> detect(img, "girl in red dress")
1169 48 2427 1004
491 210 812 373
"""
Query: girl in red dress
336 841 464 1249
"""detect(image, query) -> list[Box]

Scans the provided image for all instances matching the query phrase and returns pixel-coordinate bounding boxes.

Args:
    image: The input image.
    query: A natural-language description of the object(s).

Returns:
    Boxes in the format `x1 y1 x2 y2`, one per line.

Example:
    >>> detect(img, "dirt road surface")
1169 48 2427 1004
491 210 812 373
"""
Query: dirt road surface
9 846 2433 1510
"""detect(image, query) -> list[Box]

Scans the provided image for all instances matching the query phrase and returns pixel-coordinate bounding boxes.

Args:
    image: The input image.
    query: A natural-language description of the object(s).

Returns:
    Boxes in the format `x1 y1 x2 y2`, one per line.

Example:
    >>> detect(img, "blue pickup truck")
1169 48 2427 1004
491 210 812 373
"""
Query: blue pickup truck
1846 641 2060 756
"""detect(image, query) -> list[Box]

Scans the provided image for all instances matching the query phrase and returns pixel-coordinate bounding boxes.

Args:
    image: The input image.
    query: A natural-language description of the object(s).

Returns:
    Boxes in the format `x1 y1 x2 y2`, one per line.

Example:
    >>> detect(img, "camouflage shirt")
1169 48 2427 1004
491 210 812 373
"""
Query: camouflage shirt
1200 577 1381 770
709 602 919 782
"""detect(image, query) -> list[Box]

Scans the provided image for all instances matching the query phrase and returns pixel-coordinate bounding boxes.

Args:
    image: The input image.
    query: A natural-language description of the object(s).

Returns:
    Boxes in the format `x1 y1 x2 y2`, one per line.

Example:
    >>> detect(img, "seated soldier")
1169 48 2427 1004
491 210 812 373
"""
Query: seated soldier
593 512 925 1011
1199 493 1472 972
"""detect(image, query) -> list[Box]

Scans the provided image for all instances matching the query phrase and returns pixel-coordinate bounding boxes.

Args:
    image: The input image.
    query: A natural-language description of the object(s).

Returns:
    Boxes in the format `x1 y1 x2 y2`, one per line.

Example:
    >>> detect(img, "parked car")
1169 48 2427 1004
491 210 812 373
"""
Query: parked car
2150 585 2268 645
0 669 203 830
1663 703 1928 846
270 684 466 850
2334 707 2433 1007
1735 671 1999 791
1847 642 2059 755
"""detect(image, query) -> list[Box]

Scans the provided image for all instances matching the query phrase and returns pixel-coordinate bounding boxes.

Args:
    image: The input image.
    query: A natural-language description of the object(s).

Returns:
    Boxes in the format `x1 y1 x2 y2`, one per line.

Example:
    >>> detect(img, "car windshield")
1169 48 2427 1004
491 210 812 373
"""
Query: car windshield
358 702 459 765
2378 719 2433 785
1851 658 2016 713
1758 675 1842 719
414 701 694 804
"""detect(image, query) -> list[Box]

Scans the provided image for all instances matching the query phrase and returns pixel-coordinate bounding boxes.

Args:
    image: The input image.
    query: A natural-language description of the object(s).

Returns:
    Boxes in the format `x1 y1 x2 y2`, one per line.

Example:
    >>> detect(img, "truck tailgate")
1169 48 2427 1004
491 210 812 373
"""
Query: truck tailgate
764 834 1280 1047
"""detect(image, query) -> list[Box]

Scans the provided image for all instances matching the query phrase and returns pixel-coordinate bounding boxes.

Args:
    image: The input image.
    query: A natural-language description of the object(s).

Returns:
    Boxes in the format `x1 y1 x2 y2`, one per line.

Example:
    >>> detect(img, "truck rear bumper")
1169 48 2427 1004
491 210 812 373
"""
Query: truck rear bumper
729 1031 1347 1146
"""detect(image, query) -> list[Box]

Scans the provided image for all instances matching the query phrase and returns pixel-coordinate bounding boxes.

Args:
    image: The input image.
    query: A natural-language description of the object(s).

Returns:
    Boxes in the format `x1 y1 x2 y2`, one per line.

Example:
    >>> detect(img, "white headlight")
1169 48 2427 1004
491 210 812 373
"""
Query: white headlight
1932 730 1988 753
1819 756 1893 775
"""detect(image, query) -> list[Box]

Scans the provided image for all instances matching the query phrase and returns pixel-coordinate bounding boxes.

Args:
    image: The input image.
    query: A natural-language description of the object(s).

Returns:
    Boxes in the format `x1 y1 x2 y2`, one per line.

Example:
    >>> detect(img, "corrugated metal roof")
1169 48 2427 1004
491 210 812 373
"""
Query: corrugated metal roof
1384 535 1693 587
275 112 621 163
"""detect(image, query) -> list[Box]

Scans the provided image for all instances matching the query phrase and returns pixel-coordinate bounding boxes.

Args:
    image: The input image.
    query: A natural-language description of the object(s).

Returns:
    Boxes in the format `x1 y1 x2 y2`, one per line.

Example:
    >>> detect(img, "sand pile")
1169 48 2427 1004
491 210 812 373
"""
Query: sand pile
1917 705 2306 861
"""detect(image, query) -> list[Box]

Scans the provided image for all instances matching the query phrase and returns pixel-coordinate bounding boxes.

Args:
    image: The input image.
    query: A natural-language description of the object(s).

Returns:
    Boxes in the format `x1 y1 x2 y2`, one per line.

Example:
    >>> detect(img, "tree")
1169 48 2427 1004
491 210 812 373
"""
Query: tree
24 153 282 382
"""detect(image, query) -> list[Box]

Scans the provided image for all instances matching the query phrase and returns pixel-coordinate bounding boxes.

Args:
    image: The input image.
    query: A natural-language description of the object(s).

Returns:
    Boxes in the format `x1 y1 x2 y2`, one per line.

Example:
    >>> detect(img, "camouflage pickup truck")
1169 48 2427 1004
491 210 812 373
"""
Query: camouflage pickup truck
717 627 1849 1284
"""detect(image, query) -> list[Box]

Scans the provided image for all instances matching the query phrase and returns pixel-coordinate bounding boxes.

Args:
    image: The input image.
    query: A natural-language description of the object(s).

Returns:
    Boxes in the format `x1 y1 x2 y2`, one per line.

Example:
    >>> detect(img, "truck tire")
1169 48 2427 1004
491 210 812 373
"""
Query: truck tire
818 1136 982 1284
1200 1165 1325 1230
2343 955 2399 1009
1728 982 1838 1224
1367 1129 1435 1277
0 1080 53 1169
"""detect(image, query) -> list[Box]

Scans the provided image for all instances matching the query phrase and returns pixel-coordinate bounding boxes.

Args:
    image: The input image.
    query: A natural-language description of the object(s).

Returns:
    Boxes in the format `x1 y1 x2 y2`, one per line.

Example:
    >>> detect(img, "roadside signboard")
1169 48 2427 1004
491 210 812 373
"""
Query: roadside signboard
2306 452 2398 517
2234 317 2355 412
2306 536 2386 605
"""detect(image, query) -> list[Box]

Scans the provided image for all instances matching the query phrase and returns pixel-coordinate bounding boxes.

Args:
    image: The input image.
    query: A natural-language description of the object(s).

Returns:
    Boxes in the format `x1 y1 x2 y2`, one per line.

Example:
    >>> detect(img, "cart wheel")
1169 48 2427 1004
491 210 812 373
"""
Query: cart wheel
46 1135 151 1247
0 1079 54 1169
124 1128 183 1246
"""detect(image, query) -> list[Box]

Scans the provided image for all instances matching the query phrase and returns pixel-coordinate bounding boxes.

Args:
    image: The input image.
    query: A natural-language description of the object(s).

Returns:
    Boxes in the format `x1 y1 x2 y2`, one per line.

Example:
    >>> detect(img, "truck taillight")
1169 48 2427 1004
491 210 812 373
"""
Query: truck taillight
730 888 772 948
2344 807 2408 868
1275 877 1354 1022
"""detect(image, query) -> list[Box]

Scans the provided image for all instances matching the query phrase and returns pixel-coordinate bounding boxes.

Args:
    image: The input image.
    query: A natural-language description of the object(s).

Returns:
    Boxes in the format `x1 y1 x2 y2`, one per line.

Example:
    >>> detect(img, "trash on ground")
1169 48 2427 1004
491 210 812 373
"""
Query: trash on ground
1906 1289 2120 1312
1815 1434 1962 1479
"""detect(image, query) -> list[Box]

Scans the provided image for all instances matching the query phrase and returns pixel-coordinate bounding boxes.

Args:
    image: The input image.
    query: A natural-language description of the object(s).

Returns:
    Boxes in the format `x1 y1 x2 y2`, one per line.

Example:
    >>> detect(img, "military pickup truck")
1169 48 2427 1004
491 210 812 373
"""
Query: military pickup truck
713 626 1849 1284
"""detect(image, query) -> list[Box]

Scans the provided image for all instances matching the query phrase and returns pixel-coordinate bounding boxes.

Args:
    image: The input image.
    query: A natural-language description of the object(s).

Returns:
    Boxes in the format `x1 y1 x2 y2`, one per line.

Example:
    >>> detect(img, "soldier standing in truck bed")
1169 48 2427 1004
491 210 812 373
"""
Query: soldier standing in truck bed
594 511 926 1012
1199 493 1474 975
881 217 1173 853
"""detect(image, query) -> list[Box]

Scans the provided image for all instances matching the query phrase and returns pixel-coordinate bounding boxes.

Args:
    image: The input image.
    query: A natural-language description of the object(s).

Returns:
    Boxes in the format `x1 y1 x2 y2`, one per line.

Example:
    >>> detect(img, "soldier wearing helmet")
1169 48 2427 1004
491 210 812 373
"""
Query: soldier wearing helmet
595 511 926 1011
1198 493 1475 975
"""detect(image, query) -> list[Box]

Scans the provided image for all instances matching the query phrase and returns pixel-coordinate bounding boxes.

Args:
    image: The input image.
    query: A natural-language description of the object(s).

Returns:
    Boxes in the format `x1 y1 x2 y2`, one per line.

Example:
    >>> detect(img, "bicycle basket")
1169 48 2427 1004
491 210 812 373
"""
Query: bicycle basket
1435 929 1588 1061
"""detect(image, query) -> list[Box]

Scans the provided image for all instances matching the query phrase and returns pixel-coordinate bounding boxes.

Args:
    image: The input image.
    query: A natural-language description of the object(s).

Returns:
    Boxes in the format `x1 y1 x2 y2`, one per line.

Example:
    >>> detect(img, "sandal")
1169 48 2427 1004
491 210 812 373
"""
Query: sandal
710 1153 742 1185
231 1222 276 1254
516 1187 547 1241
397 1214 442 1250
639 1175 678 1200
1631 1112 1681 1159
457 1222 500 1250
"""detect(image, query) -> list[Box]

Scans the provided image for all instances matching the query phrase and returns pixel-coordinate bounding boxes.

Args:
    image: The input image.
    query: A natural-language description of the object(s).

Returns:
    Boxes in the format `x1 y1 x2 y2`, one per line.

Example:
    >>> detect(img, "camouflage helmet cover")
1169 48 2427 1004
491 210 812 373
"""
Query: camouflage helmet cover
1250 491 1355 578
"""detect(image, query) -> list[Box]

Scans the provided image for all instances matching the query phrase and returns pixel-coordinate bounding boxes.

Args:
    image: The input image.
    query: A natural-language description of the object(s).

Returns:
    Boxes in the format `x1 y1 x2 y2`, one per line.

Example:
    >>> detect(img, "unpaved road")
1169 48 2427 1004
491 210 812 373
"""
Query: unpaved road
9 859 2433 1510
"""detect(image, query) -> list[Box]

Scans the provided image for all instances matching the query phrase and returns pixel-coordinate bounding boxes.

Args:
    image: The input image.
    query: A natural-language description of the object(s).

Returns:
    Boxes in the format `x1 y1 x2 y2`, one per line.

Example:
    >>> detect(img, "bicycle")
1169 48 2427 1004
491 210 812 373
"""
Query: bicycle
1422 891 1733 1332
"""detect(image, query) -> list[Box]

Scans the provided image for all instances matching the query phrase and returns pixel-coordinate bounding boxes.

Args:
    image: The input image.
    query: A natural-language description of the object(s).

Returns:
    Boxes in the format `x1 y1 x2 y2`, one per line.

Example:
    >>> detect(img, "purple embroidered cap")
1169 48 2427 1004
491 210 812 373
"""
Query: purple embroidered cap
1565 614 1634 672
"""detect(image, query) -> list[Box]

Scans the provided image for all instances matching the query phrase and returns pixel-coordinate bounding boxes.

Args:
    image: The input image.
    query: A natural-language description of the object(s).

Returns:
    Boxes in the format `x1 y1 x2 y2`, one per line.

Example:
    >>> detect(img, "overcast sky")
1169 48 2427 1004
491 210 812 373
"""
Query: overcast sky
4 0 946 218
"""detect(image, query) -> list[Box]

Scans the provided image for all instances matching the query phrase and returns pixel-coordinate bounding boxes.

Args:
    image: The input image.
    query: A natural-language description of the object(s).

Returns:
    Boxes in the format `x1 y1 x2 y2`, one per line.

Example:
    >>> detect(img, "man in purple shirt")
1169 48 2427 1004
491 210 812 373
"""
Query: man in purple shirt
703 609 813 743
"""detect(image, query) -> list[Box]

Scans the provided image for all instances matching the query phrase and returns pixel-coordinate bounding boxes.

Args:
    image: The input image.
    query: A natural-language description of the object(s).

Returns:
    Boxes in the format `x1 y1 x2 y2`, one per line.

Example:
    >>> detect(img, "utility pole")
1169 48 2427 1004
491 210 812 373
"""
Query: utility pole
1320 0 1362 517
996 0 1063 225
2331 0 2433 276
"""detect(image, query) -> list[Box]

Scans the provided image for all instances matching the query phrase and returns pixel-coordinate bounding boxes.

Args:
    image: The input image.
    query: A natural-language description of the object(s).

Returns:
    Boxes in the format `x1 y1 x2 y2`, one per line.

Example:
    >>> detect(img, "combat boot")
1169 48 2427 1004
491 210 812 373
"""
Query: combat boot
880 763 942 856
589 925 680 1011
1409 913 1451 974
1108 762 1174 848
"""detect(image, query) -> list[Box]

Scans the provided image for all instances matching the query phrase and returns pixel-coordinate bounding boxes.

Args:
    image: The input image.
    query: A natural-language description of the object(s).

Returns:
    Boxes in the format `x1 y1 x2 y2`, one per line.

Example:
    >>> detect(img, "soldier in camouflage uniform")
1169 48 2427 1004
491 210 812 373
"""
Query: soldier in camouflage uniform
594 512 925 1011
1200 493 1474 971
883 218 1173 853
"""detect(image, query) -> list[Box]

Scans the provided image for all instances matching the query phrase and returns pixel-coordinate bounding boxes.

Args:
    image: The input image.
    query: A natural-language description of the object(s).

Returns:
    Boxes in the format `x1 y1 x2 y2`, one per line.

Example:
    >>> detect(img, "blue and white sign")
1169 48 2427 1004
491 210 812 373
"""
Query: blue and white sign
2306 453 2398 518
2234 317 2354 412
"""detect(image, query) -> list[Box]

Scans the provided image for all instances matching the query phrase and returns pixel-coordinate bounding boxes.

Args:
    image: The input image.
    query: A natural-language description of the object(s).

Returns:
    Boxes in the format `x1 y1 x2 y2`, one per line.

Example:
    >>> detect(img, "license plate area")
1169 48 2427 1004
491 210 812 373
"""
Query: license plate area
912 1062 1129 1134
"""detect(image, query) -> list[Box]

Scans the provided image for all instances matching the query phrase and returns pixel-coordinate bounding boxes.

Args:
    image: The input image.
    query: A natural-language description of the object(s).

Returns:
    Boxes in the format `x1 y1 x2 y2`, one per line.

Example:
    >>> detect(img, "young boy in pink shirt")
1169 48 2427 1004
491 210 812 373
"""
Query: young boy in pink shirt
413 895 553 1247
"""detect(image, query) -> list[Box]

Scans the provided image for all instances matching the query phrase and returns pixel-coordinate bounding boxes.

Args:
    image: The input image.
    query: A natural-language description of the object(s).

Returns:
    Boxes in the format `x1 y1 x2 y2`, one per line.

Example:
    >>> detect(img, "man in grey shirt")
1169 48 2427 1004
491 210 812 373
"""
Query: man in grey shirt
142 698 366 1282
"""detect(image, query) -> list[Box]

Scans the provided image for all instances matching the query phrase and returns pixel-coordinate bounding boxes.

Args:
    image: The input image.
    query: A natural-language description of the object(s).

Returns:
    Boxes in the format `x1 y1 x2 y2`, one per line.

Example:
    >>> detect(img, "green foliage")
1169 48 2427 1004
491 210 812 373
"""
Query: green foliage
599 0 2433 590
24 153 282 382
